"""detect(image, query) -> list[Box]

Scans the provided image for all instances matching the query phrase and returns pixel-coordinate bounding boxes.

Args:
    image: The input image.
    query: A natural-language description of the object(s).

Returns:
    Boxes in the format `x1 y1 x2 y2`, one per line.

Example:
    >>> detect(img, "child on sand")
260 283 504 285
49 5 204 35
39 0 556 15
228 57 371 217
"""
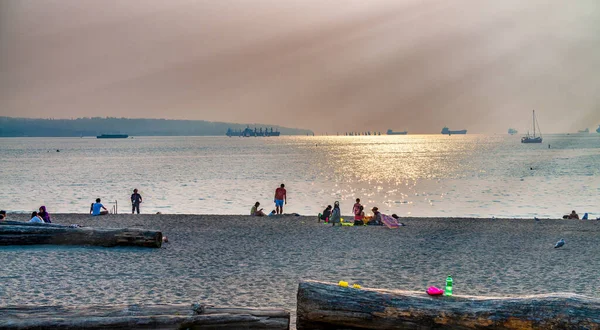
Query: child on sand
29 211 43 223
330 201 341 226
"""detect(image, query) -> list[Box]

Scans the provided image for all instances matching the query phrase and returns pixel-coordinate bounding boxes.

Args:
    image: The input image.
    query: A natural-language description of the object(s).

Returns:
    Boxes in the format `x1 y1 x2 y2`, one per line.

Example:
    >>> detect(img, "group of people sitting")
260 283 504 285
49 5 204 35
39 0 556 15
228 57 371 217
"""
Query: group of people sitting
318 198 392 226
250 202 276 217
29 206 52 223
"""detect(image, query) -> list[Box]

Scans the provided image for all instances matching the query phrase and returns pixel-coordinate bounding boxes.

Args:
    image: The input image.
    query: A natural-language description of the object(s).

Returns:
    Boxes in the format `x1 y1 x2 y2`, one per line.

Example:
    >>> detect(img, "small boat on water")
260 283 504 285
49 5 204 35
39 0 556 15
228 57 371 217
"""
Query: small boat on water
508 128 518 135
441 127 467 135
577 128 589 133
597 125 600 133
521 110 542 143
386 129 407 135
97 134 128 139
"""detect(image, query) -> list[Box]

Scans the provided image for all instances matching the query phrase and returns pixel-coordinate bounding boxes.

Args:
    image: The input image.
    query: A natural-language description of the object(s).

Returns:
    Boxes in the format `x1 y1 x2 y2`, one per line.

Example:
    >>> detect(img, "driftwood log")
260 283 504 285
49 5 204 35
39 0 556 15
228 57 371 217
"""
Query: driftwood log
296 280 600 329
0 221 162 248
0 303 290 329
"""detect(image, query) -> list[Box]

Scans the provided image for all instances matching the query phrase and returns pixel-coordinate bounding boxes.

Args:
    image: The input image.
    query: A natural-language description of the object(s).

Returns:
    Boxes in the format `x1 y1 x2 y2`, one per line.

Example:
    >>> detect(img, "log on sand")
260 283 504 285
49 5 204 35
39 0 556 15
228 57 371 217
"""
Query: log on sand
0 221 162 248
0 303 290 329
296 280 600 329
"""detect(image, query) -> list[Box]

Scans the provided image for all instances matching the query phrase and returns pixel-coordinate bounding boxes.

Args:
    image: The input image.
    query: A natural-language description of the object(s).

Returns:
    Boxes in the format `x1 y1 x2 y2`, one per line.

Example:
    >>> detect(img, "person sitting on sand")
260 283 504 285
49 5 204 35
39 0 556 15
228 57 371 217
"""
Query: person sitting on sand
29 211 43 223
38 205 51 223
330 201 341 226
368 207 383 226
563 210 579 219
90 198 109 216
319 205 332 222
0 210 6 221
354 205 365 226
268 210 276 216
251 202 266 216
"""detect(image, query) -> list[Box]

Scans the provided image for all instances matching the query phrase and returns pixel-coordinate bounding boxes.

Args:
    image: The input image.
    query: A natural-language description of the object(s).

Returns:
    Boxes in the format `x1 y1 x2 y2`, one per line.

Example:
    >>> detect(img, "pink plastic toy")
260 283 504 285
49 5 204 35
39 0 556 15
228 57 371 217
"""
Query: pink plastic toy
426 286 444 296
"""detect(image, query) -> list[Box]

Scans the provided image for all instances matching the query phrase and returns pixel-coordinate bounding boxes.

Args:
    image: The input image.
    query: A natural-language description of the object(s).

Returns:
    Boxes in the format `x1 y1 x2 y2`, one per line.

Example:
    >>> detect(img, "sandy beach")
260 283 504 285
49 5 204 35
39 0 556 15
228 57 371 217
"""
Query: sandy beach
1 214 599 328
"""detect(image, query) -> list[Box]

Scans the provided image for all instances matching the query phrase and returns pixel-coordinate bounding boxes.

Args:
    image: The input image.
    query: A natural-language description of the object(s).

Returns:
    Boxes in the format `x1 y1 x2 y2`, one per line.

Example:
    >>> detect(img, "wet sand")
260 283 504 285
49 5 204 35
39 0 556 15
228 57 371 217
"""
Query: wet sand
1 214 599 328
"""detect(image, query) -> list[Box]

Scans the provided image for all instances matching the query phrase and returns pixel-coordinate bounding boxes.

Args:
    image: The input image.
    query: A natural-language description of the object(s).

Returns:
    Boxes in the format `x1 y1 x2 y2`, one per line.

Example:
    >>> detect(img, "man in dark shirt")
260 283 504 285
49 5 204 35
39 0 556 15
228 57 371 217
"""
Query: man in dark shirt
131 189 143 214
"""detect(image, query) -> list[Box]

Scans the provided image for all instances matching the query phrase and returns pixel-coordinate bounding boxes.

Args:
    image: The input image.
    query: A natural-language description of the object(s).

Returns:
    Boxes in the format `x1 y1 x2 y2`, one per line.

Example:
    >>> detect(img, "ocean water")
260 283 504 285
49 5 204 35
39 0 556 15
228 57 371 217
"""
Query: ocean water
0 135 598 218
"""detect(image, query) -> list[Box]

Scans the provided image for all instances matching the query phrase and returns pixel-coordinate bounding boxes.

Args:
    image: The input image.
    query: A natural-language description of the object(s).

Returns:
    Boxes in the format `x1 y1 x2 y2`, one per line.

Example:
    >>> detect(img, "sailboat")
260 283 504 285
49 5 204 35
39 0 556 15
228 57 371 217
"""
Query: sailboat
521 110 543 143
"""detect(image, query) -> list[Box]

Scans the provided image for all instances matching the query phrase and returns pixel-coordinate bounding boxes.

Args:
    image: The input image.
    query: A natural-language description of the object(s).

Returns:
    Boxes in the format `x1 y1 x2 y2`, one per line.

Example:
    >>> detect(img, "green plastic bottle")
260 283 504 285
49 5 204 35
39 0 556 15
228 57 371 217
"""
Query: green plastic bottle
444 275 453 296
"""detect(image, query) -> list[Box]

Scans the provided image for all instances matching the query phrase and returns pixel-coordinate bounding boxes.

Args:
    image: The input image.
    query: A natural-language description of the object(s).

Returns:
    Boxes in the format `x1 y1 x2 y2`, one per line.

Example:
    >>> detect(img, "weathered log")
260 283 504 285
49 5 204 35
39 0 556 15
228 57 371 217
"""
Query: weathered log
0 303 290 329
296 280 600 329
0 221 162 248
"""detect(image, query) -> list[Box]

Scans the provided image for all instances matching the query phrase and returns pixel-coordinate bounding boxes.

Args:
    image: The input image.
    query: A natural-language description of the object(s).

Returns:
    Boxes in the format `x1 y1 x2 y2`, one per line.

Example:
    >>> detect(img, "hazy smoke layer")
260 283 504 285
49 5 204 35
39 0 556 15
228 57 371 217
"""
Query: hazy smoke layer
1 0 599 133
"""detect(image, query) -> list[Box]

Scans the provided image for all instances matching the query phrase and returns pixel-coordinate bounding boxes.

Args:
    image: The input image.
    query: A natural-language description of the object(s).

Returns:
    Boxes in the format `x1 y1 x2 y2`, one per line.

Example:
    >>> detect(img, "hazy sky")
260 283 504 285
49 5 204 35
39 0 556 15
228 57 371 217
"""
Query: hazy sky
1 0 599 133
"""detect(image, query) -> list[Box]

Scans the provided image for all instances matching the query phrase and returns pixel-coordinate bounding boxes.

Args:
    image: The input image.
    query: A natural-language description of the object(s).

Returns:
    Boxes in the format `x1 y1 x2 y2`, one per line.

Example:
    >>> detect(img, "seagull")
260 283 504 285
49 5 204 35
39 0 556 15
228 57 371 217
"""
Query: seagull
554 238 565 248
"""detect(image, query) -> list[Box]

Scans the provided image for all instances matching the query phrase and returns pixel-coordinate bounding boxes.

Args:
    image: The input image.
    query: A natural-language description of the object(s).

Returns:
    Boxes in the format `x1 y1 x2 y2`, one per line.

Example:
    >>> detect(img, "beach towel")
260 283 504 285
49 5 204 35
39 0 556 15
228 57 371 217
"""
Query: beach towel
380 213 400 229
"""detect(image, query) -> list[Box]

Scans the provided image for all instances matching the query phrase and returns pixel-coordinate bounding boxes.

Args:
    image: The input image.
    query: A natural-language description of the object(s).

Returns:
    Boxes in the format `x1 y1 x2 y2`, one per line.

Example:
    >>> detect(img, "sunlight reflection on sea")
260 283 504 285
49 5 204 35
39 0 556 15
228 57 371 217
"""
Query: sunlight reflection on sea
0 134 598 218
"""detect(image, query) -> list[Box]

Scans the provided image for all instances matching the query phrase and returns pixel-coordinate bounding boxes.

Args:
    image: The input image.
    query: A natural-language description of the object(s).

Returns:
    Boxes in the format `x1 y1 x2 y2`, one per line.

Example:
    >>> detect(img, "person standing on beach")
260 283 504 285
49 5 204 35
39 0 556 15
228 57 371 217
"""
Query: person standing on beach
131 189 142 214
352 198 362 217
274 184 287 214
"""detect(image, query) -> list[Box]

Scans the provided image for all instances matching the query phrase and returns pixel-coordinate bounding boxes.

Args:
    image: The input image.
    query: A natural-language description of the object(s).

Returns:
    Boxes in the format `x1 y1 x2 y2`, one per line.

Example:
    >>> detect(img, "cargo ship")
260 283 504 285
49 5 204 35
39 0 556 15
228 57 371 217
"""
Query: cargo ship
441 127 467 135
97 134 129 139
386 129 407 135
226 126 280 137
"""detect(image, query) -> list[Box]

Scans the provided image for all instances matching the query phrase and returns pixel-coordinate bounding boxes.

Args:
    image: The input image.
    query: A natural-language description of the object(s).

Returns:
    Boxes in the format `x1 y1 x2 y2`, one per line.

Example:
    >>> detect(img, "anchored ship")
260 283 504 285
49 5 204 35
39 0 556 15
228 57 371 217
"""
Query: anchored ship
226 126 280 137
441 127 467 135
386 129 407 135
97 134 128 139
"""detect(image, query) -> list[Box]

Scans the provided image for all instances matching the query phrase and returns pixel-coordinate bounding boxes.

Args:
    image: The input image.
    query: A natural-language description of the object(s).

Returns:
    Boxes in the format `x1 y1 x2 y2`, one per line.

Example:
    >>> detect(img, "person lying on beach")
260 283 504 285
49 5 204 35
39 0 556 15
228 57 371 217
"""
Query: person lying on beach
90 198 109 216
319 205 332 222
367 207 383 226
29 211 44 223
330 201 341 226
251 202 266 216
38 206 51 223
563 210 579 219
354 205 365 226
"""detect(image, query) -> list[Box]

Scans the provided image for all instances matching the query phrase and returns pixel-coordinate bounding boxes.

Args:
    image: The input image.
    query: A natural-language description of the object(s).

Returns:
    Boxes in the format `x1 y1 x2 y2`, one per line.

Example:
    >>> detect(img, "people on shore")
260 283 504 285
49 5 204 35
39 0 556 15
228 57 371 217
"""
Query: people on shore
352 198 362 217
368 207 383 226
330 201 341 226
29 211 43 223
90 198 109 216
251 202 266 216
274 184 287 214
563 210 579 219
38 206 51 223
268 210 276 216
319 205 332 222
354 205 365 226
0 210 6 221
131 189 143 214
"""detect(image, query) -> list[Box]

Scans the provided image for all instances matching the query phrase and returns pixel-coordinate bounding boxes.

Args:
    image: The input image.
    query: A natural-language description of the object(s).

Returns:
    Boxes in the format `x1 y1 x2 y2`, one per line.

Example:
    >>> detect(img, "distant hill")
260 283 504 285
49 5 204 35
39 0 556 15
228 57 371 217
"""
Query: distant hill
0 117 313 137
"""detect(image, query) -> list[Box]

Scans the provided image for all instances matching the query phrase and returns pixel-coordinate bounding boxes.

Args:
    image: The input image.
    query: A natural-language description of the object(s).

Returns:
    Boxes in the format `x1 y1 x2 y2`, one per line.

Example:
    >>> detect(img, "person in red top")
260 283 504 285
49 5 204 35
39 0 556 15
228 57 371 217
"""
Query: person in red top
274 184 287 214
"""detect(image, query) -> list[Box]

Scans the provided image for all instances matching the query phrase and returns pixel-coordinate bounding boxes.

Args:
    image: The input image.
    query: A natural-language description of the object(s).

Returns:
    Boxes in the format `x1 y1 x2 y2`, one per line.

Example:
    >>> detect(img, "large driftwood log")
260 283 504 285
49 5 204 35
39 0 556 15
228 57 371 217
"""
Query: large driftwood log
0 221 162 248
296 280 600 329
0 303 290 329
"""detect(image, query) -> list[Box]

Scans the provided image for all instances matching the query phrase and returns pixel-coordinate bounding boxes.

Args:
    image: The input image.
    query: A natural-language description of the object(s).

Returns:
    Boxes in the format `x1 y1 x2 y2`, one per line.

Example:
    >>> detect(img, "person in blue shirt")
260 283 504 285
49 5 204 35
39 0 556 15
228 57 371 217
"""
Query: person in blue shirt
90 198 109 216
